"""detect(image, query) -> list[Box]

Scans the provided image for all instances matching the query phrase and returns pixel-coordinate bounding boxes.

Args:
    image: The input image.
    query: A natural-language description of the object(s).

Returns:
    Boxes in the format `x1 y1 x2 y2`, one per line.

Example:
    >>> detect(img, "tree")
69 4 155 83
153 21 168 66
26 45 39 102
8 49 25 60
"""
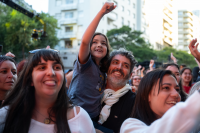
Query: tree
106 26 156 62
155 47 196 68
0 3 59 62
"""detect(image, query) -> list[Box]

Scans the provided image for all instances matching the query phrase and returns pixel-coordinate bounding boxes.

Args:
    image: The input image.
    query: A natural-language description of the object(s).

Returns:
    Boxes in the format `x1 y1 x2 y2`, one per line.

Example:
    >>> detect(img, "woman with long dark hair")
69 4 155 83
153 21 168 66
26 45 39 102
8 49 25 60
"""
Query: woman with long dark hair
120 69 200 133
0 56 17 106
0 49 95 133
180 67 193 94
163 63 187 101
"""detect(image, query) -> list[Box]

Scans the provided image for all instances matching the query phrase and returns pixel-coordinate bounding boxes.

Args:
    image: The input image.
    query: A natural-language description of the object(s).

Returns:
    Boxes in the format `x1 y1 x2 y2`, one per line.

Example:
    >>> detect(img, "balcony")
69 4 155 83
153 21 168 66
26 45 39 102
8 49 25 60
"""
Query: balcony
58 32 77 39
163 37 173 46
183 12 193 18
61 3 78 11
183 18 193 23
163 23 172 31
163 14 172 24
163 30 172 38
59 18 77 25
178 24 193 29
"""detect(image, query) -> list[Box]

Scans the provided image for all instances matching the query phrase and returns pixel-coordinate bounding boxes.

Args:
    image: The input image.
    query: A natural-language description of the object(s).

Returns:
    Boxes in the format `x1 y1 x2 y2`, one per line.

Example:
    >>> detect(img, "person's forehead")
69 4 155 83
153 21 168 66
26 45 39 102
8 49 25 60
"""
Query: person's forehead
166 66 179 73
93 35 106 42
0 60 16 69
112 54 131 64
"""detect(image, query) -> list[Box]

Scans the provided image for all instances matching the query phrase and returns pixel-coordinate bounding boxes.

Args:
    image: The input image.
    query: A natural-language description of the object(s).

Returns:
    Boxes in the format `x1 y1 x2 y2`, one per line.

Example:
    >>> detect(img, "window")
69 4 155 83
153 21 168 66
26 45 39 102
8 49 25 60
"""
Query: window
128 0 130 4
133 13 135 18
128 21 130 27
121 6 124 12
122 17 124 25
65 27 73 32
56 0 61 6
65 12 73 18
178 22 183 26
65 40 72 48
178 12 183 15
55 13 61 19
66 0 73 4
78 11 84 17
133 3 135 8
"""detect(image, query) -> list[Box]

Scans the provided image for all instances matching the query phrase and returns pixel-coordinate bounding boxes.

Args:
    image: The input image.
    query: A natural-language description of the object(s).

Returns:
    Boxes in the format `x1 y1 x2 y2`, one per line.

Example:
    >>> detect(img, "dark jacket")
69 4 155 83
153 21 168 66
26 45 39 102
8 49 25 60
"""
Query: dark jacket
101 90 136 133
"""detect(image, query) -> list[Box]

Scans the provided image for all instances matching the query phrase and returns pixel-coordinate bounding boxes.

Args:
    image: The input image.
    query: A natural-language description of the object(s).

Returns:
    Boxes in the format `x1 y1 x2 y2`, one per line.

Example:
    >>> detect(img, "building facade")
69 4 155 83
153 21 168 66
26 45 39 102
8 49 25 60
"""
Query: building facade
177 10 200 52
145 0 178 50
177 10 194 51
136 0 149 42
48 0 137 69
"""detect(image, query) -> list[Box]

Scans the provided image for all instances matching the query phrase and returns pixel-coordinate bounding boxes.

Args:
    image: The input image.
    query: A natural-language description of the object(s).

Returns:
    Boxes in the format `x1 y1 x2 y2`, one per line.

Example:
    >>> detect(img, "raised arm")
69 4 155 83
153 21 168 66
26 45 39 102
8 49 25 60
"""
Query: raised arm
189 38 200 62
78 2 116 64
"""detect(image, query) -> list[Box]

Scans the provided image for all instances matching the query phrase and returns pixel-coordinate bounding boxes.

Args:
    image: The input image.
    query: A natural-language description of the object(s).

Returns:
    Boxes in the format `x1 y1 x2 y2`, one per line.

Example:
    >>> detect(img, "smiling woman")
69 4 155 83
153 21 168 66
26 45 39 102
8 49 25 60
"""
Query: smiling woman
120 69 200 133
0 56 17 106
0 49 95 133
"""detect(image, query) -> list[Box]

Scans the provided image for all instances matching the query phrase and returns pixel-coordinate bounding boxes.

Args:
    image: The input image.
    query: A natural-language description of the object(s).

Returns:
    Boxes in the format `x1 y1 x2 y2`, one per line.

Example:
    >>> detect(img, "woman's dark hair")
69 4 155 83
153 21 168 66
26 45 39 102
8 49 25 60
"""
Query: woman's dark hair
2 50 71 133
162 63 179 70
16 59 27 76
90 32 111 73
163 63 187 101
0 56 16 66
180 67 193 87
131 69 176 125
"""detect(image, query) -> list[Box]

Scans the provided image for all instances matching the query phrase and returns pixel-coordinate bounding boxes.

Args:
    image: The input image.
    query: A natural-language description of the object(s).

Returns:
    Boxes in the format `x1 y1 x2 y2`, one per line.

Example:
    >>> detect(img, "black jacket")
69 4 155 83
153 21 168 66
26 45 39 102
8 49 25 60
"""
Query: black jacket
101 90 136 133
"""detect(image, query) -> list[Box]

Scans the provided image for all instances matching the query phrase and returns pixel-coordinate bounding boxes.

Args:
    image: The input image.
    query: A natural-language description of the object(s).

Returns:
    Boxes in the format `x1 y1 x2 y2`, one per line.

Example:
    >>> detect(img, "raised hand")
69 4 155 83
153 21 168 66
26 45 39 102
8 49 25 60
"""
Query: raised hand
149 60 154 70
171 53 177 64
101 2 116 15
188 38 200 62
5 52 15 58
141 67 145 72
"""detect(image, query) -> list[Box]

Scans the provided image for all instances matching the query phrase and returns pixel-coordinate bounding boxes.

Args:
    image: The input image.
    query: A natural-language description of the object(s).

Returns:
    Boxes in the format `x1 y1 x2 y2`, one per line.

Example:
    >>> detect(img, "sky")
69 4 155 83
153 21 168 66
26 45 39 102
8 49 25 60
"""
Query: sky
24 0 49 13
24 0 200 14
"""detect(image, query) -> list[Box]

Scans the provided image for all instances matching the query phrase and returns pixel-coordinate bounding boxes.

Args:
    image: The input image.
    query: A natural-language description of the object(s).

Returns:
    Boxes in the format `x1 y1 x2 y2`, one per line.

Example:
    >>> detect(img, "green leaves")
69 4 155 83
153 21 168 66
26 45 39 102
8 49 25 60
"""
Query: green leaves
106 26 197 68
0 3 59 61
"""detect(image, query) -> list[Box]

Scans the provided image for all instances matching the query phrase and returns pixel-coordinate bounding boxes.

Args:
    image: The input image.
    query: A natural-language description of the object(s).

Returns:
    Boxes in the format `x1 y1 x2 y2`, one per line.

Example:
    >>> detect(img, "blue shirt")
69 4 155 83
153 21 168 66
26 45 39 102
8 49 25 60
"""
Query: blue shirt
68 56 106 118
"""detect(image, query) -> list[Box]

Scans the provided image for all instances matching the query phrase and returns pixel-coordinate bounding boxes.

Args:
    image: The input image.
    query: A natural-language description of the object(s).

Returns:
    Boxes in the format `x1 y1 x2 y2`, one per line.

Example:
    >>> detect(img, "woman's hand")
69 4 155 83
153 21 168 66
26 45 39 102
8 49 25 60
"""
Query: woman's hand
189 38 200 62
171 53 177 64
101 2 116 15
149 60 154 71
5 52 15 58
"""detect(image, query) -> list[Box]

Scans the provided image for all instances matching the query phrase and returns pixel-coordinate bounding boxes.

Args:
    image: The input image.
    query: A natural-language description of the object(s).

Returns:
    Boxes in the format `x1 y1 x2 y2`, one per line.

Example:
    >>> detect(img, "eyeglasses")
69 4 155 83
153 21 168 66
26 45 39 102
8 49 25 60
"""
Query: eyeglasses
133 78 141 81
29 49 59 54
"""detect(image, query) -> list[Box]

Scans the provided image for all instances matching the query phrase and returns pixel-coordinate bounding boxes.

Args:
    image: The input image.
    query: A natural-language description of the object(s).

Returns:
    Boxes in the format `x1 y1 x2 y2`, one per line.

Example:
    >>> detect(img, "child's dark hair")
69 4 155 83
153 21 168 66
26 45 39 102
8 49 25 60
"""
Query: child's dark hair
90 32 111 73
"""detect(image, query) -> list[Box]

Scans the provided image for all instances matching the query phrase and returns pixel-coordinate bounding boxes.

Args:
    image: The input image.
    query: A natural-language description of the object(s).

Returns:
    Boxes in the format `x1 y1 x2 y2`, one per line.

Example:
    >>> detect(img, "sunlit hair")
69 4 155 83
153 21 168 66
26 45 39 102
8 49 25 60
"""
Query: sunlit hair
2 50 71 133
90 32 111 73
131 69 176 125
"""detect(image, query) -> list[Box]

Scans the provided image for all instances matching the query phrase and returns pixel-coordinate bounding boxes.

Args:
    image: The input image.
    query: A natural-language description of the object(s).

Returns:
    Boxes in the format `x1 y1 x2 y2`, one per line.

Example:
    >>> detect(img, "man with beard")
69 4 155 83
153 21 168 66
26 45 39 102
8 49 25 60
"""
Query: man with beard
93 48 137 133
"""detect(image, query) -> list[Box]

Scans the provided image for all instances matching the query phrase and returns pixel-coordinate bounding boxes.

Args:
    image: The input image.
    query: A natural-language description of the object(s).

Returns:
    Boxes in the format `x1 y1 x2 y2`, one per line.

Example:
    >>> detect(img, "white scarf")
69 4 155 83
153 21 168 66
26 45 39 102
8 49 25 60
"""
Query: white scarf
98 84 131 124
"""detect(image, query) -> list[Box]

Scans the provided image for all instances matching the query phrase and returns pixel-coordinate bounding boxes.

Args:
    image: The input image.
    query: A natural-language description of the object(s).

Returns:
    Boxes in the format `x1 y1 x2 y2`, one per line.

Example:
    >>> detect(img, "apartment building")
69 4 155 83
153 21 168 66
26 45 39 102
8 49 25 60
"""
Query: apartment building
136 0 149 42
177 10 194 51
177 10 200 52
146 0 178 50
48 0 137 69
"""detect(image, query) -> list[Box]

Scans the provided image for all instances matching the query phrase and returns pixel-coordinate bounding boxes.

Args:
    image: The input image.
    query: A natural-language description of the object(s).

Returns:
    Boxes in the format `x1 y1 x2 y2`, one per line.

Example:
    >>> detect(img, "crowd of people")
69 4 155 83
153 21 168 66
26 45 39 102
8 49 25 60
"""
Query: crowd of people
1 2 200 133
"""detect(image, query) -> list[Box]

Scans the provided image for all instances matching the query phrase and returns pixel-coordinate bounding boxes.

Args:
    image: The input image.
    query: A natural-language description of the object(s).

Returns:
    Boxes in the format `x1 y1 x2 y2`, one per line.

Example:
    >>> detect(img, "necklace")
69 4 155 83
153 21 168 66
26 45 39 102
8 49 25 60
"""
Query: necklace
34 109 51 124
